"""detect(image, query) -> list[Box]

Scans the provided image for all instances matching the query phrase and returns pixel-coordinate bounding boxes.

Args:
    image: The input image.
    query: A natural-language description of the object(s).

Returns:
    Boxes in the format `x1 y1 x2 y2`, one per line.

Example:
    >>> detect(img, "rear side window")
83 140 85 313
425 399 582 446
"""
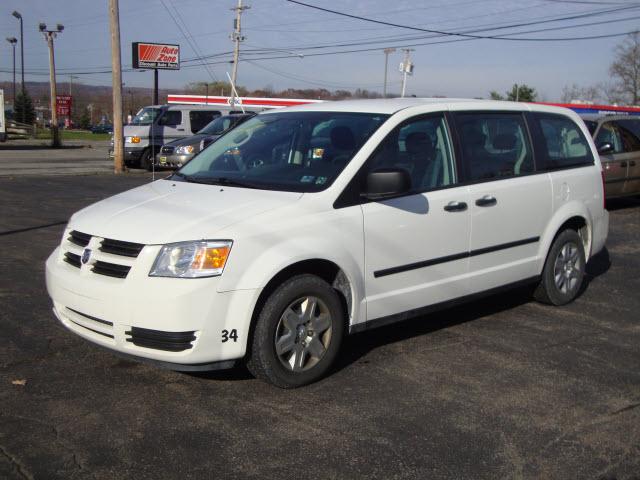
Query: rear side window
454 112 533 181
535 114 594 170
190 110 220 133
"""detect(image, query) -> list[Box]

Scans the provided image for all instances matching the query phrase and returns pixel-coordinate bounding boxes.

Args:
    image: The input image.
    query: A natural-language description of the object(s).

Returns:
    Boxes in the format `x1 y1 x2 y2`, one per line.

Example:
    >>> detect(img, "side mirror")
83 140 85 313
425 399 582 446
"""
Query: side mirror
598 142 614 154
362 168 412 200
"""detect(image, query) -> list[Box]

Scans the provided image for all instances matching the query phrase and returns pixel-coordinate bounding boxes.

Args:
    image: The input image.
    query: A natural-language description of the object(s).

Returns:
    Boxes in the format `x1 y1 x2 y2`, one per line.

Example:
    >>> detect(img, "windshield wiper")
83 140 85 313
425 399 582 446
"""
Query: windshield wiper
206 176 260 189
172 173 259 189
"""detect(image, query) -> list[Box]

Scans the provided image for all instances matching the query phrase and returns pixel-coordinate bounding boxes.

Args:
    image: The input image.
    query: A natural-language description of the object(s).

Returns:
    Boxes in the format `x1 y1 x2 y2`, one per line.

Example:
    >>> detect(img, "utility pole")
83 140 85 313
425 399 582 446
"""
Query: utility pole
12 11 25 120
109 0 125 173
6 38 17 107
40 22 63 147
230 0 250 102
383 48 395 98
400 48 414 98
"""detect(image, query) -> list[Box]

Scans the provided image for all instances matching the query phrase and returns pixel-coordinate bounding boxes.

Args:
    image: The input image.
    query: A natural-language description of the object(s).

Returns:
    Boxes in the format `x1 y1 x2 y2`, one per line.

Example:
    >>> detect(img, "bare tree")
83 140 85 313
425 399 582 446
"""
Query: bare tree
609 32 640 105
560 84 601 103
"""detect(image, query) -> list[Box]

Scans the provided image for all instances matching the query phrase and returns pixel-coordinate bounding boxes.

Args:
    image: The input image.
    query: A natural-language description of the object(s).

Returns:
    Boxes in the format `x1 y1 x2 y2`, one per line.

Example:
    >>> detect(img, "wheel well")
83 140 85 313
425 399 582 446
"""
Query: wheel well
557 216 589 252
245 259 352 359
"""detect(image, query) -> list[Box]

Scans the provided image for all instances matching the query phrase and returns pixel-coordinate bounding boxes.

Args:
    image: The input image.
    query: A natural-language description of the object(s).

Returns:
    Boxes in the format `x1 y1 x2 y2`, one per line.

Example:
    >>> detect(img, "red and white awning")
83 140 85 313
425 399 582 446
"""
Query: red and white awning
167 94 323 109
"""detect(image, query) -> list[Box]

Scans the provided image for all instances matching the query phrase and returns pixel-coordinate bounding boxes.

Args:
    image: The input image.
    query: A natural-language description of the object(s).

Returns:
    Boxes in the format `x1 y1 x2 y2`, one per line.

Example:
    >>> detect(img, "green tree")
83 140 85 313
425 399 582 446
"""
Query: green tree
79 107 91 129
506 84 537 102
14 91 36 125
489 90 504 100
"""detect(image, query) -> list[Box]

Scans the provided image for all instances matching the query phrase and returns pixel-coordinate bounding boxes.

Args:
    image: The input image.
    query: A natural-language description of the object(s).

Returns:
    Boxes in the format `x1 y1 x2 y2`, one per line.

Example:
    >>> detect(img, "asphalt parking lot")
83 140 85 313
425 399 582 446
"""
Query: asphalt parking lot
0 140 113 177
1 174 639 480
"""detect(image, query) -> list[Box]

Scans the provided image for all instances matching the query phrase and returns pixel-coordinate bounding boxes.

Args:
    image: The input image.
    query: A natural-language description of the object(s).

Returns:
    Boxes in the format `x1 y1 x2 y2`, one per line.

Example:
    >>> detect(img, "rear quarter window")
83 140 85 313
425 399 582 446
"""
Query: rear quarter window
533 113 594 170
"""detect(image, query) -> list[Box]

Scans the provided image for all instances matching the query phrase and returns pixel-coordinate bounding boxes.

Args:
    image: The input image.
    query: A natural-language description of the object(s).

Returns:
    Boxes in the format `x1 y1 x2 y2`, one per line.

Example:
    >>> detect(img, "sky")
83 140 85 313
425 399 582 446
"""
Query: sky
0 0 638 101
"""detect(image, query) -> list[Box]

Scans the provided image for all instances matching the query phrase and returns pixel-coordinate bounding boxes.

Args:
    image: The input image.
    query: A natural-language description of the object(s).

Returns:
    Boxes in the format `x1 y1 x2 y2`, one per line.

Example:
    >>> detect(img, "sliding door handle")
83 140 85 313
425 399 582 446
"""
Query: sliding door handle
475 195 497 207
620 161 628 167
630 160 637 166
444 201 468 212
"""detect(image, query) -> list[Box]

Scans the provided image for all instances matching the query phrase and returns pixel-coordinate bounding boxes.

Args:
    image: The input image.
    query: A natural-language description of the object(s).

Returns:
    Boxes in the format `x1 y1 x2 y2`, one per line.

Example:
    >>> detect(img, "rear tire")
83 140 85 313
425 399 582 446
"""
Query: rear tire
534 229 586 305
246 274 345 388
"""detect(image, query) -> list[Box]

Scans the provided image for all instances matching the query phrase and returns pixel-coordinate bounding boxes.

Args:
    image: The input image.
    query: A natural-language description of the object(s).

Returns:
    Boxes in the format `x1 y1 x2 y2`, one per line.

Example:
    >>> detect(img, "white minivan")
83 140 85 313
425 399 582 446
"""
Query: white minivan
46 98 609 388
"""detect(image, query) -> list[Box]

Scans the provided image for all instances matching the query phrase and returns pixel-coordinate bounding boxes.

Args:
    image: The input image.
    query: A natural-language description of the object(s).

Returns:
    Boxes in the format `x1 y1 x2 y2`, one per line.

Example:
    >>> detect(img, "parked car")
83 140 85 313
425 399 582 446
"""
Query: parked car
112 104 264 170
155 113 255 169
91 124 113 134
46 98 608 388
580 114 640 198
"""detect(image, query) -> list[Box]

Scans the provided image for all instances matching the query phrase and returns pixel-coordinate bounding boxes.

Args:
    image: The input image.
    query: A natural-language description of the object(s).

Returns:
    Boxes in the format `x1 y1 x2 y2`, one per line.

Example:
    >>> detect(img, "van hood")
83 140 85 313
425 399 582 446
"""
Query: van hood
69 179 303 244
123 125 151 137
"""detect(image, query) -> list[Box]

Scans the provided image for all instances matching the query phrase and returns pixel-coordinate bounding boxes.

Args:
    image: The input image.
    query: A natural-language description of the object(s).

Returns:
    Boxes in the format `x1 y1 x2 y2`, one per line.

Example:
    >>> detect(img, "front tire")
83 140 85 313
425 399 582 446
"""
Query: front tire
534 229 586 305
247 274 345 388
140 148 153 171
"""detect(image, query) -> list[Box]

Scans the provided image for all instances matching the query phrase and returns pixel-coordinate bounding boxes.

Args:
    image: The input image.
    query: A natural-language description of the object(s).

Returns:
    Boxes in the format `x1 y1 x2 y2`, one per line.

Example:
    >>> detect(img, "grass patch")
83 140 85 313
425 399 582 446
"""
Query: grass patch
35 130 111 141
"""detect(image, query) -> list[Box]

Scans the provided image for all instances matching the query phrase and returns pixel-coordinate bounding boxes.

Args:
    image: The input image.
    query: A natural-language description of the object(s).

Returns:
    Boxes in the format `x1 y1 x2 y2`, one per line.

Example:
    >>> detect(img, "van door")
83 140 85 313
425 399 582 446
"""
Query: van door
594 121 629 197
453 111 551 293
613 118 640 195
154 109 184 144
361 113 471 321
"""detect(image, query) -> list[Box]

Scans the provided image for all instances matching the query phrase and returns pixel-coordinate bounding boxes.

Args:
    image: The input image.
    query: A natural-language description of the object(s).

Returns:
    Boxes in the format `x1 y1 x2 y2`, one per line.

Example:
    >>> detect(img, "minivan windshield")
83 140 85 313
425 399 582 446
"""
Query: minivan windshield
131 107 161 126
174 111 388 192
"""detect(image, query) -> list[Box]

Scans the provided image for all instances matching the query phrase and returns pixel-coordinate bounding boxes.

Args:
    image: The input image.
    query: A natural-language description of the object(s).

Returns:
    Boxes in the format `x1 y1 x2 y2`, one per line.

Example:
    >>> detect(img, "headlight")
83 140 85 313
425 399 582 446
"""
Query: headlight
125 136 140 144
176 145 194 154
149 240 232 278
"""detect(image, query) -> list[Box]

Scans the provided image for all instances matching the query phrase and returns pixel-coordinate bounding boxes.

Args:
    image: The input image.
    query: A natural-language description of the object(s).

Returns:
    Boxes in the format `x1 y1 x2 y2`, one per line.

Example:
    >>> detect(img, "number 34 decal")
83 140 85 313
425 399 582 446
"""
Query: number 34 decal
221 329 238 343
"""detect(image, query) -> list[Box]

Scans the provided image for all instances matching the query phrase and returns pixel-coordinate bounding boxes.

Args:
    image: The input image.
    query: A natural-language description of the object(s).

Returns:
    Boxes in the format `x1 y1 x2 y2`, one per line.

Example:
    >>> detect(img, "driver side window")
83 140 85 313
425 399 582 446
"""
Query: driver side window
369 114 456 190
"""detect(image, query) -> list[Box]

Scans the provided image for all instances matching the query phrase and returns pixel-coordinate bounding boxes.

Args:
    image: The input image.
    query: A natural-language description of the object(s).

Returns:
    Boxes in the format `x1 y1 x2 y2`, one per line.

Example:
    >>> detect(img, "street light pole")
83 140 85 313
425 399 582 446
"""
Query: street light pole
6 37 17 107
40 22 64 147
383 48 395 98
12 11 25 120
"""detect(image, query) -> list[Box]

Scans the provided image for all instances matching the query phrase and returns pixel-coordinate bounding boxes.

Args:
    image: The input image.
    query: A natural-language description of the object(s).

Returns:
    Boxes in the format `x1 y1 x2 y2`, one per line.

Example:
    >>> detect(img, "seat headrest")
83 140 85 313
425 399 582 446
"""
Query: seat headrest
405 131 434 154
330 126 356 150
493 134 516 150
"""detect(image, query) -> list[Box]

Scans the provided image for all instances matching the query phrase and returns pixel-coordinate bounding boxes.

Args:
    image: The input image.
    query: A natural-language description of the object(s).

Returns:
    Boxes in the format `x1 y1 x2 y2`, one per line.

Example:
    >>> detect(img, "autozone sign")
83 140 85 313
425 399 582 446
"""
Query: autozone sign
132 42 180 70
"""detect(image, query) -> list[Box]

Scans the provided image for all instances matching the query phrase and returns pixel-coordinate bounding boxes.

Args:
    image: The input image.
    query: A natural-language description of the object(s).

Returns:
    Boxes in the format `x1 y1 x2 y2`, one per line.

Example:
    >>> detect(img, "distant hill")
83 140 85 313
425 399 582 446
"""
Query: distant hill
0 81 168 124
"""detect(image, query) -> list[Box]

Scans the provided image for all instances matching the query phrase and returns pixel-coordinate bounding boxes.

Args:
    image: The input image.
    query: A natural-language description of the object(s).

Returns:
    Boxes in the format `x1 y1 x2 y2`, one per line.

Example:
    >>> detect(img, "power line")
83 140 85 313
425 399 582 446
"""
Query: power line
159 0 219 83
285 0 639 42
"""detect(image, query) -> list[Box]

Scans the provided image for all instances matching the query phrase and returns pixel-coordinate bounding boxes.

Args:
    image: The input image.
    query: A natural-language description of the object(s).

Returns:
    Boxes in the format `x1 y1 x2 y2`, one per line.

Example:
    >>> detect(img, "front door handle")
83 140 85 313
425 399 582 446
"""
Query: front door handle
475 195 497 207
630 160 637 166
177 128 185 131
620 161 628 167
444 201 468 212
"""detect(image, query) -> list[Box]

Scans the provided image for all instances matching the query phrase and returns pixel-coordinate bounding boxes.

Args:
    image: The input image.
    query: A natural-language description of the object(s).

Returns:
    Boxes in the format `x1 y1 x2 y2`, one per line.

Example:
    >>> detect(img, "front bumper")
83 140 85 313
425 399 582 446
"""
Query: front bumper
45 239 260 367
155 152 194 168
108 146 146 165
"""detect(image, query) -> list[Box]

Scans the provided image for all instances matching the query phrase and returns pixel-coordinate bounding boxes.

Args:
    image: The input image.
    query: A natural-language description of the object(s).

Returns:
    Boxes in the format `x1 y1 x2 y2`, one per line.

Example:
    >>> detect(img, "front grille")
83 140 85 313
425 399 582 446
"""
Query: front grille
161 145 175 154
100 238 144 258
92 261 131 279
64 252 81 268
68 230 91 247
125 327 196 352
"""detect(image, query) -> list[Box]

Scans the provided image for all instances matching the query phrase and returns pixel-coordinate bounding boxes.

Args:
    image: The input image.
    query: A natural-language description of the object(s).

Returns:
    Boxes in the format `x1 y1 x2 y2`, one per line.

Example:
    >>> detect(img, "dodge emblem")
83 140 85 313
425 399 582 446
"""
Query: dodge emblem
81 248 92 265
